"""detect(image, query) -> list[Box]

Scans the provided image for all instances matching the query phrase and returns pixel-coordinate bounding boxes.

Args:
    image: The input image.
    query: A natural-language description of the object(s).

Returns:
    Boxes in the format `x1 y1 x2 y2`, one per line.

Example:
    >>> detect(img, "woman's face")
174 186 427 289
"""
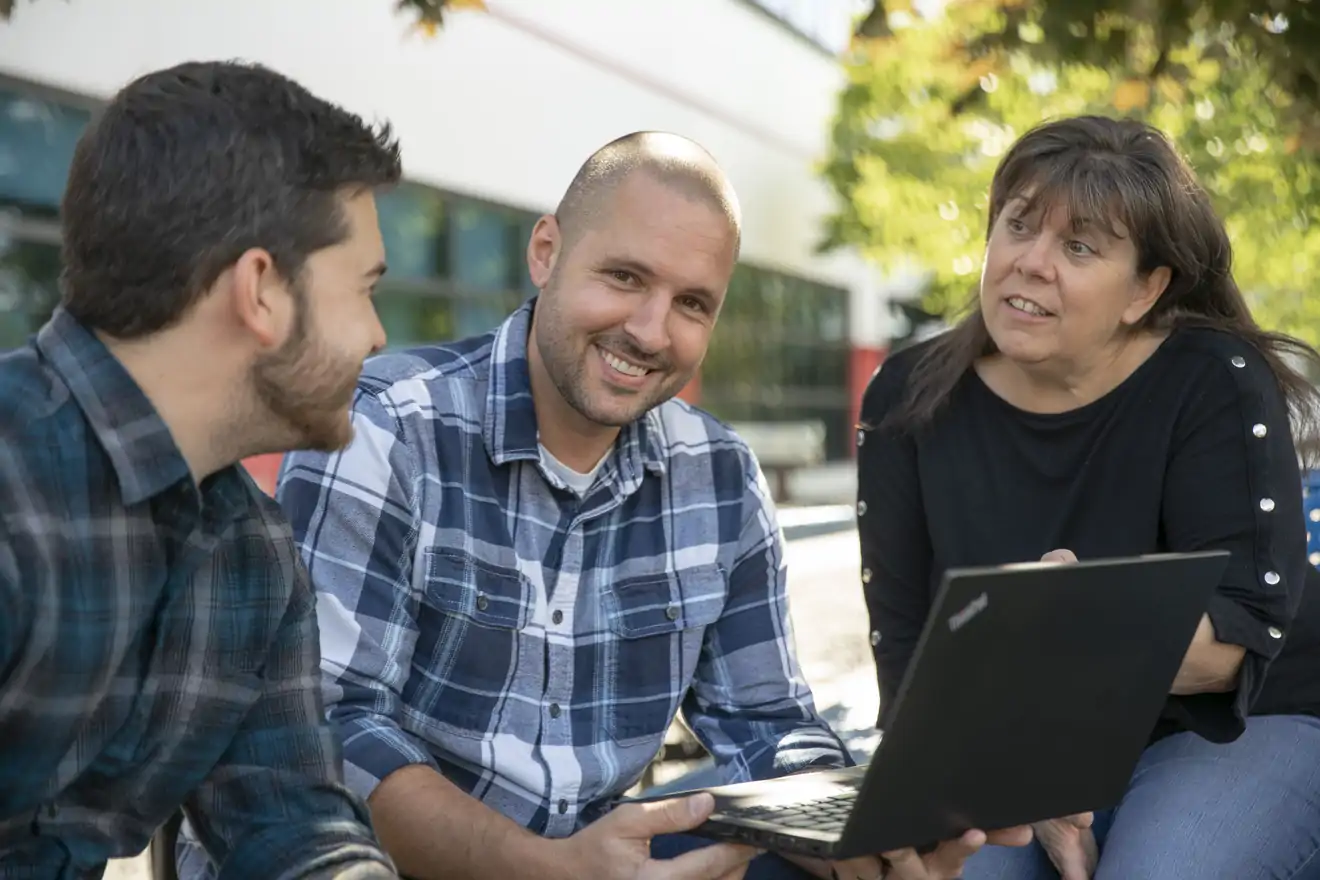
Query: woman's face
979 195 1170 368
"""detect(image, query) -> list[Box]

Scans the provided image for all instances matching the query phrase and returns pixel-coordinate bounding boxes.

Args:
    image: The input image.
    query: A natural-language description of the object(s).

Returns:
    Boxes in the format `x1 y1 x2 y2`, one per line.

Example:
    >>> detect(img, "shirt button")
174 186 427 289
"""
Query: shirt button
558 799 569 814
665 605 680 621
476 593 489 612
1269 626 1284 640
1231 356 1247 368
870 630 881 646
549 703 561 718
1260 498 1276 512
1253 423 1268 438
861 568 873 584
857 501 868 517
552 609 564 625
1265 571 1282 586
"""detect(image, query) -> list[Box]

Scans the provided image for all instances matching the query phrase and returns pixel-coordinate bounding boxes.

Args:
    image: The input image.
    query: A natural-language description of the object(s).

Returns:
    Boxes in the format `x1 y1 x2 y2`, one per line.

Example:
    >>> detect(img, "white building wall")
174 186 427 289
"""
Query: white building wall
0 0 879 298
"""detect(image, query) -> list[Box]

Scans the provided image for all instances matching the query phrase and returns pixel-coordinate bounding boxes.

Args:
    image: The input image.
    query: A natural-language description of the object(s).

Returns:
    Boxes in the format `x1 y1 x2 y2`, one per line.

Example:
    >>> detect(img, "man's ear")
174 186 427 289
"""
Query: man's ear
527 215 562 289
227 248 297 348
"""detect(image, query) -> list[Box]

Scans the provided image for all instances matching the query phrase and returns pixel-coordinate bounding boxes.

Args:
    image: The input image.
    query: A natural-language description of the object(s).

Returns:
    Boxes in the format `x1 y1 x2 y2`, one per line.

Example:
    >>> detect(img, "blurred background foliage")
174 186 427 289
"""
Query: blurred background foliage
824 0 1320 346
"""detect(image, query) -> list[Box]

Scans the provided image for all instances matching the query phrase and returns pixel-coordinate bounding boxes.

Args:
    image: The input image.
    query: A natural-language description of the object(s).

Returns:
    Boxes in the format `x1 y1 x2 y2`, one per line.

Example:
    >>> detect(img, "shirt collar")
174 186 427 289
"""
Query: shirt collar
36 307 195 506
482 298 668 479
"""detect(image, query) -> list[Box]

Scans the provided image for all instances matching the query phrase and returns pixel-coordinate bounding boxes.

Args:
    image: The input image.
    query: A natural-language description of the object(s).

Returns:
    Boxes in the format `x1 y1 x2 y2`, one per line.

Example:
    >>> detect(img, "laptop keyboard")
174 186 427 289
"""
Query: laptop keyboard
721 790 857 833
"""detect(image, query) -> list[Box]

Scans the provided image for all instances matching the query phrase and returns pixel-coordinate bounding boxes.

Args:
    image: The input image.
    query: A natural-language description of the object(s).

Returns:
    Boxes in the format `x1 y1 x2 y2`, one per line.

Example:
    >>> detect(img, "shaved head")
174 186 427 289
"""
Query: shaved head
555 131 742 257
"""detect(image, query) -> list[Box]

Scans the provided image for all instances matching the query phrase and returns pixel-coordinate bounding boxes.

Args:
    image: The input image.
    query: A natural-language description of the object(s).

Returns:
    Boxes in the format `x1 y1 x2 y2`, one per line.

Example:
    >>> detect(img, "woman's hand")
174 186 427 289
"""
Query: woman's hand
1032 814 1097 880
789 826 1033 879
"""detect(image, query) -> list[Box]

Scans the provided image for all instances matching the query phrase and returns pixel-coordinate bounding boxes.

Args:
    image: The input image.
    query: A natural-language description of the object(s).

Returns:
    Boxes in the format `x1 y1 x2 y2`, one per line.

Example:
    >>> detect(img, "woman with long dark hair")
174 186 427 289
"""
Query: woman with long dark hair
856 115 1320 878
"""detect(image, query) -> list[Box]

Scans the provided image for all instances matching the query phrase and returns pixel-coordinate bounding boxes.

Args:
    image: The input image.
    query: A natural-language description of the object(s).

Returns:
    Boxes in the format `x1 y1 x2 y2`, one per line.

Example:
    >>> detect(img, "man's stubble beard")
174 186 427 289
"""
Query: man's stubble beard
250 287 361 454
534 275 690 429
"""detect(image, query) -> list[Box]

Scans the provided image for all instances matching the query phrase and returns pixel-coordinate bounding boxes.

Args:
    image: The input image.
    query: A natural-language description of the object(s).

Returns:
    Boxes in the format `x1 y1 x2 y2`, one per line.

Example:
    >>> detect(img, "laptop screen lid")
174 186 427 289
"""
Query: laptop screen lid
835 550 1229 858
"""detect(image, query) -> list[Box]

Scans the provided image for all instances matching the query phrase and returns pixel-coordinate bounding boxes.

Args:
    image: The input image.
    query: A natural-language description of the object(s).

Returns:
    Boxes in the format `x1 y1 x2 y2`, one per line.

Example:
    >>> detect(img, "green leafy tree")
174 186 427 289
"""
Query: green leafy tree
824 0 1320 346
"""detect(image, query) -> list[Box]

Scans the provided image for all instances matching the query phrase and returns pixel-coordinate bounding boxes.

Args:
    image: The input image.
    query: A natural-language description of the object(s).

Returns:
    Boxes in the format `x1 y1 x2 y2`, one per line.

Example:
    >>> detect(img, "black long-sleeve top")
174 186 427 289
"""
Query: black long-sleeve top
857 326 1320 745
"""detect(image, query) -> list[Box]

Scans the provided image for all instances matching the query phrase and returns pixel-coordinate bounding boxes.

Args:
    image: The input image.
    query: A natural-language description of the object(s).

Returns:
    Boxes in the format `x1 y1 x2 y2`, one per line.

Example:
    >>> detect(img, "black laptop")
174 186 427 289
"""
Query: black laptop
632 550 1229 861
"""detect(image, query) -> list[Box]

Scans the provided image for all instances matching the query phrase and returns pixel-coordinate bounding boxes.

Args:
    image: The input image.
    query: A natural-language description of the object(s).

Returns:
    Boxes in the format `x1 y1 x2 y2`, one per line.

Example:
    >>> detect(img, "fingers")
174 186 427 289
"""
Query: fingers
713 867 751 880
829 855 885 880
1066 812 1094 829
1036 825 1096 880
656 841 760 880
884 830 986 878
984 824 1034 847
1040 548 1078 564
713 864 753 880
624 794 716 837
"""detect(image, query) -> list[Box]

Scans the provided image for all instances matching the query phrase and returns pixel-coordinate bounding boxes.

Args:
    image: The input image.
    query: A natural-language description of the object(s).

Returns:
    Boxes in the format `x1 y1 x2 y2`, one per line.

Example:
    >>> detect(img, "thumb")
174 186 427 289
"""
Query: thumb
1040 548 1078 564
626 794 716 838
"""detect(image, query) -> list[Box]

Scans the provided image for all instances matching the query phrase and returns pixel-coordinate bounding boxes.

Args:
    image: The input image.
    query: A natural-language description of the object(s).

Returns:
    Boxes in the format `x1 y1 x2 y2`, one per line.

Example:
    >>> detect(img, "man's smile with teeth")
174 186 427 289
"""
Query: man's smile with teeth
1008 296 1050 317
600 346 651 377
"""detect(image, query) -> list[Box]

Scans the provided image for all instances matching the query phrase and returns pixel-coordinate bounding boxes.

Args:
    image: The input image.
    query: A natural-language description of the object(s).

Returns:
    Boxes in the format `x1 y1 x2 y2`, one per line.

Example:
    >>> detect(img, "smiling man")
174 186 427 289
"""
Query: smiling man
265 132 1009 880
276 131 822 880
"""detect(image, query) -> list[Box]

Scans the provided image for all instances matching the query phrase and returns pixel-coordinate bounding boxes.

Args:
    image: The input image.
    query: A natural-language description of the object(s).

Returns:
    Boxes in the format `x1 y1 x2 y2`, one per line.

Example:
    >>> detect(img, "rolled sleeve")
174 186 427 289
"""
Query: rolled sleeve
278 388 437 801
1161 350 1308 741
681 447 851 782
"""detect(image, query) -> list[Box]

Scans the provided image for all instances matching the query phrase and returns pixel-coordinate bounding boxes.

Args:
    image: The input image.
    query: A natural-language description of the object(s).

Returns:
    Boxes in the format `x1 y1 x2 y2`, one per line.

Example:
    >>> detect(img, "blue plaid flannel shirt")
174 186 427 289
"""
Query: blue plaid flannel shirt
277 298 850 837
0 309 393 879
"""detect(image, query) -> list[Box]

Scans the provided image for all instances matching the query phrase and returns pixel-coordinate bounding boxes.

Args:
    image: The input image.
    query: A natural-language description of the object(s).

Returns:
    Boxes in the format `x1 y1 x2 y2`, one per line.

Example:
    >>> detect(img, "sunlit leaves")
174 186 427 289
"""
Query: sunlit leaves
395 0 485 35
823 0 1320 346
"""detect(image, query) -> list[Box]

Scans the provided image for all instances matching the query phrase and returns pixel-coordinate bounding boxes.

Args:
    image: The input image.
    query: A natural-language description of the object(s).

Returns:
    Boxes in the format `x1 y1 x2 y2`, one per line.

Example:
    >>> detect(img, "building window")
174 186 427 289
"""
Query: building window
0 86 91 210
701 264 852 459
0 82 89 347
0 79 853 461
372 185 538 349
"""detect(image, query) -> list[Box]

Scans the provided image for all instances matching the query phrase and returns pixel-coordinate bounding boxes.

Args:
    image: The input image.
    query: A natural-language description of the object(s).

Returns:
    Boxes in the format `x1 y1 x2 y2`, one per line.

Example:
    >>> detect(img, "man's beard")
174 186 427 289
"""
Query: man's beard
534 280 689 429
251 295 362 453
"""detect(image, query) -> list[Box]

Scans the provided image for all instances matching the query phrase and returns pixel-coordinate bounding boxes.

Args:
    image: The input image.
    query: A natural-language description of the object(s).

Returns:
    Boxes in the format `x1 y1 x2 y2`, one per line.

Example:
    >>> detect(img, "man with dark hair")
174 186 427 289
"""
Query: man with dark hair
0 60 402 878
268 131 1019 880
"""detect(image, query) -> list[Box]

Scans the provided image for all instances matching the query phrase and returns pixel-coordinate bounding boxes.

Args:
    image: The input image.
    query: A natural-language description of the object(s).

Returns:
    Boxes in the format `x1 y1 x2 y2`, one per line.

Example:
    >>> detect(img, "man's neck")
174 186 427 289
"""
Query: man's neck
99 331 245 484
533 401 620 474
526 328 621 473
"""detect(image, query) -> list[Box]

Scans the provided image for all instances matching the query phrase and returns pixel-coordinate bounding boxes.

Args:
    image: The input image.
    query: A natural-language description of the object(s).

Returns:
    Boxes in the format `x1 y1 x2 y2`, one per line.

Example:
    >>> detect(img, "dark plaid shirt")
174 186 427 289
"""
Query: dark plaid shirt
0 309 394 879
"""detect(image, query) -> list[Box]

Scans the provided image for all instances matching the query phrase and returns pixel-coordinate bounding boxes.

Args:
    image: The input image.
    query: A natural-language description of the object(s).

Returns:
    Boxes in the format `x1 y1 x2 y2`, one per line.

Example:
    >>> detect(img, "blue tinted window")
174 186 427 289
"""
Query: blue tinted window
377 183 445 280
0 87 90 209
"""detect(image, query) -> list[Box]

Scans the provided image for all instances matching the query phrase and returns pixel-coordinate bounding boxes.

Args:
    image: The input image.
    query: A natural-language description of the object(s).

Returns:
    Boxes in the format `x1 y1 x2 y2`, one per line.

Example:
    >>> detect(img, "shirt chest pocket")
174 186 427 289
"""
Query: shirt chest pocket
600 564 726 746
412 548 534 737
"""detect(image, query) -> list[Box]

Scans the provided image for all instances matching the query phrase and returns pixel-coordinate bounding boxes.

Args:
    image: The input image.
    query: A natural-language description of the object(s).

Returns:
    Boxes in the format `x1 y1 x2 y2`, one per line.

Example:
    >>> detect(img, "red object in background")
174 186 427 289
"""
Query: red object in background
677 369 701 405
242 453 284 497
848 345 887 457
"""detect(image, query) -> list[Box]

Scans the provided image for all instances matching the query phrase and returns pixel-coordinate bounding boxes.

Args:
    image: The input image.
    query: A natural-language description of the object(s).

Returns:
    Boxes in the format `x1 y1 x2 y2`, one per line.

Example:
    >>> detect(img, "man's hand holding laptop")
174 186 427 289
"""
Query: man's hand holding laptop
782 825 1035 879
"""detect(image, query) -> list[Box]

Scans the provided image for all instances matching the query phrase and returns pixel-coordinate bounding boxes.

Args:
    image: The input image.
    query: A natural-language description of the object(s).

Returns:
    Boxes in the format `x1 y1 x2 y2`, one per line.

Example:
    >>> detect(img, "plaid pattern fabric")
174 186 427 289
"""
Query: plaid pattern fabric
0 309 392 879
278 298 849 838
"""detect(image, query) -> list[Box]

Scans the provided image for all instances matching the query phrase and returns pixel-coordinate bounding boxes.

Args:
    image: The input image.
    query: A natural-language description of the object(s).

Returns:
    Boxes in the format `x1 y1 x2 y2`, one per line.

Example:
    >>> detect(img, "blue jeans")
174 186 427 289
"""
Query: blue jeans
962 714 1320 880
652 833 816 879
